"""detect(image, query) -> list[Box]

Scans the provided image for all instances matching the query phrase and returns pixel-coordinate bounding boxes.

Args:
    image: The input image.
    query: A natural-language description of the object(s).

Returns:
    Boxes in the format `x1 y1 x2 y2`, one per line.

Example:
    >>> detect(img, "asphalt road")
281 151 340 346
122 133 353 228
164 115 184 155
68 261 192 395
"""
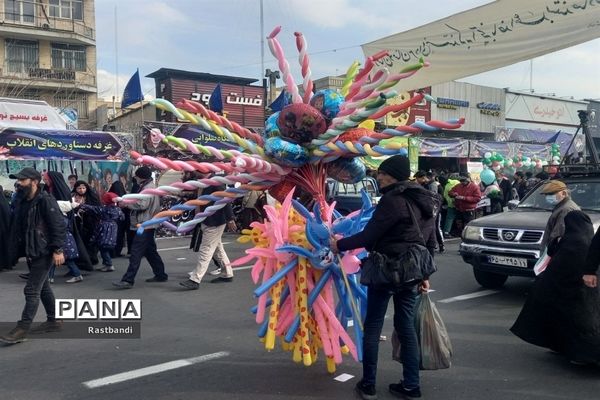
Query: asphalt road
1 235 599 400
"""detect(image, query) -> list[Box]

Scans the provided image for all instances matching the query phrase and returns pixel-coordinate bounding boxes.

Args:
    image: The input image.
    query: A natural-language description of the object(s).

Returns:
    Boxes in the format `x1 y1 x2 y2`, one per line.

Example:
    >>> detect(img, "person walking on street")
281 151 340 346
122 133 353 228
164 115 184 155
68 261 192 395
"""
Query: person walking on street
448 175 482 231
513 171 527 200
330 155 437 400
440 175 460 237
511 210 600 365
0 168 65 344
113 167 168 289
539 180 580 250
180 183 237 290
415 171 445 253
496 170 512 209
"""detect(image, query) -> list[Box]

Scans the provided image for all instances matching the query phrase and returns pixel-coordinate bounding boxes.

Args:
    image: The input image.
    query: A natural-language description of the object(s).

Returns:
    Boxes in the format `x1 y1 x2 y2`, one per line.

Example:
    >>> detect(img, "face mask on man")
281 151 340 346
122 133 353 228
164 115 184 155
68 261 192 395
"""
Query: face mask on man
545 194 560 205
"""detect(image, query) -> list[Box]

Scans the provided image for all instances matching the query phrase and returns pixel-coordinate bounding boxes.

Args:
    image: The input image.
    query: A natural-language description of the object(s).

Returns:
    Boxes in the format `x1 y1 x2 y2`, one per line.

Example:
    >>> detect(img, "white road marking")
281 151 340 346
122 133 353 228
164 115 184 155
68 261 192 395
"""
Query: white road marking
232 265 253 271
334 373 354 382
438 290 500 304
158 242 231 252
82 351 230 389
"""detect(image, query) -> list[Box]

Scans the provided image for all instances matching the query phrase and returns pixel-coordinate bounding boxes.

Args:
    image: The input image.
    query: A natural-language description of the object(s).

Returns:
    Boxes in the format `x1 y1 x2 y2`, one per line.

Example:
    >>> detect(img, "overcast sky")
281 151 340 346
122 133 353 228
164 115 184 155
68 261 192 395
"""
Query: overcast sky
94 0 600 102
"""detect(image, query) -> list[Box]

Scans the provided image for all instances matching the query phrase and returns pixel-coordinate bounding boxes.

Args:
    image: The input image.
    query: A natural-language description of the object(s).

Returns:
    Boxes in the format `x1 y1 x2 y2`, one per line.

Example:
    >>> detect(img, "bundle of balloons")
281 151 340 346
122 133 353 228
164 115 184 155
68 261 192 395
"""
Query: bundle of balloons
116 26 465 372
481 150 555 177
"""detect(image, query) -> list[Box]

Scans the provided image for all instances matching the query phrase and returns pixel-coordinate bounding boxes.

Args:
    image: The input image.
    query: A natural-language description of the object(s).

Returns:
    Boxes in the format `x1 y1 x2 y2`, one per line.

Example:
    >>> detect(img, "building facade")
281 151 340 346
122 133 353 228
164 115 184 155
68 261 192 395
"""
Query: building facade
147 68 265 130
0 0 97 128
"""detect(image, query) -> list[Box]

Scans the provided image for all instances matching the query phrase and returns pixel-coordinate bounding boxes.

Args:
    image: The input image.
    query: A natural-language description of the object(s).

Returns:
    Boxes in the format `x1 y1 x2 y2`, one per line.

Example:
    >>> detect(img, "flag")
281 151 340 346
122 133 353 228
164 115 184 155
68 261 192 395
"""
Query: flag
209 84 223 114
268 89 289 112
121 69 143 109
545 131 561 144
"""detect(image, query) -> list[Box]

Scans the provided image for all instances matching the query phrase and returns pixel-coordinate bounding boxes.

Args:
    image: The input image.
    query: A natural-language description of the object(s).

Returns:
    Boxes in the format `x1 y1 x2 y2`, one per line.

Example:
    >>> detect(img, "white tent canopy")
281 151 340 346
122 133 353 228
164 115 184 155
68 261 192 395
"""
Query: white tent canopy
362 0 600 92
0 97 67 130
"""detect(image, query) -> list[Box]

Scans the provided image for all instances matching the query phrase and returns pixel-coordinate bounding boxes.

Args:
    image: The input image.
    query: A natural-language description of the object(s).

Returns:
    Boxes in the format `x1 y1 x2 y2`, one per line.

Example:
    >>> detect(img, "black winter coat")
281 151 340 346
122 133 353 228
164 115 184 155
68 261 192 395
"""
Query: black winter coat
13 189 66 259
511 210 600 364
337 181 439 256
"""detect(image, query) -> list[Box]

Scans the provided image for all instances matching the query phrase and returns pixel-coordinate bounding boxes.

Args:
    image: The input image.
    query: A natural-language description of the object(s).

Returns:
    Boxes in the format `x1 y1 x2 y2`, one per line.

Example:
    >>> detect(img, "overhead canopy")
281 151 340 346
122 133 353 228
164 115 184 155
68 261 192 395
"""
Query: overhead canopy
362 0 600 91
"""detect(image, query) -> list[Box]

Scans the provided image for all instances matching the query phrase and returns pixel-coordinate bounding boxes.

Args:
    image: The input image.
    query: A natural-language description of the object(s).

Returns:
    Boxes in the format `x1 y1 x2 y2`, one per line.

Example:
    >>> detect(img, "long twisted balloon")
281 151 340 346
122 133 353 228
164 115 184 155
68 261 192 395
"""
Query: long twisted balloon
311 59 430 147
294 32 313 104
152 98 265 157
312 118 466 159
268 26 302 104
177 99 264 146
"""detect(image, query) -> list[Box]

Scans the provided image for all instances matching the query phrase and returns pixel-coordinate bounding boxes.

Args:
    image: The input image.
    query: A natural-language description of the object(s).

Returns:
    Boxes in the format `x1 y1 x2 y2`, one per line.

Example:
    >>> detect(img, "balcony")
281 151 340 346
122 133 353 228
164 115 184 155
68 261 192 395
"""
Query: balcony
0 64 96 91
0 11 95 45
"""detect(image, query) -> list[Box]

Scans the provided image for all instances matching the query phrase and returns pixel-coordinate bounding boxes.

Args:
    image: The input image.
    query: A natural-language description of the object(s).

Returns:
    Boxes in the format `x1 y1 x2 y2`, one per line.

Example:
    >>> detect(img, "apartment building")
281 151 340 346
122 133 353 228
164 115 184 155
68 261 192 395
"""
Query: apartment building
0 0 97 128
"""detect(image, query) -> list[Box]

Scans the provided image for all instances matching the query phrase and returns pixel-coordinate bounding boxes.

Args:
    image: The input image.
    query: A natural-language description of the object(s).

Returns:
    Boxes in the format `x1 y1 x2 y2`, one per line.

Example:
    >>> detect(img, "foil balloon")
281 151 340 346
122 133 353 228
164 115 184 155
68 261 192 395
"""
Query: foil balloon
265 136 309 168
326 158 366 184
277 103 327 144
310 89 345 121
264 112 281 139
338 127 375 143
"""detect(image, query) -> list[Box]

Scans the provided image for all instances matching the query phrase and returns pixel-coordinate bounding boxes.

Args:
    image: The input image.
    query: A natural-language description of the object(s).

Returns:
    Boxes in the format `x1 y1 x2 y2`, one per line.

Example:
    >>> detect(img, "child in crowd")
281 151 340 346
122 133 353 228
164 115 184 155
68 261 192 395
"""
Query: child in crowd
88 192 124 272
49 200 84 283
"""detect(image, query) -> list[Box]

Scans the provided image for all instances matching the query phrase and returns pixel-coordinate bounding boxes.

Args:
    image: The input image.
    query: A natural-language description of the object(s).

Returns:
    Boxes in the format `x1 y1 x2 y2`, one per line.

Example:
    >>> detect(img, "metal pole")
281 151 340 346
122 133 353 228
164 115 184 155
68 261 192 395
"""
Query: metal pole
260 0 264 81
114 5 119 102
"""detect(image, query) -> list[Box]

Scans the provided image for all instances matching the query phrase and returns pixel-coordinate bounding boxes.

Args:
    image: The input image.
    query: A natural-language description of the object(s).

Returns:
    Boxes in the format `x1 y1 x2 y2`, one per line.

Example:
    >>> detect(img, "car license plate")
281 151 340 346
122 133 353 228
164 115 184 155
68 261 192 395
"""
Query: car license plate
487 255 527 268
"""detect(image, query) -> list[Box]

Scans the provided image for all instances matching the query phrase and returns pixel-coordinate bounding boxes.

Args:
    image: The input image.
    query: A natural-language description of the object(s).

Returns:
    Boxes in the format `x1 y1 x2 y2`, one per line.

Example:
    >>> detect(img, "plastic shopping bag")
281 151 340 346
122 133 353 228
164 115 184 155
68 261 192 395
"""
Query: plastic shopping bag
415 292 452 370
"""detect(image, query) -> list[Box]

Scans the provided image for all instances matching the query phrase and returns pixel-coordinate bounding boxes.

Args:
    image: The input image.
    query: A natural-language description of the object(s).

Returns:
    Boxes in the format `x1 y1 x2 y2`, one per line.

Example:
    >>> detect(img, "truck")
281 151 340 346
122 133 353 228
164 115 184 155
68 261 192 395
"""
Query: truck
326 177 379 215
460 165 600 288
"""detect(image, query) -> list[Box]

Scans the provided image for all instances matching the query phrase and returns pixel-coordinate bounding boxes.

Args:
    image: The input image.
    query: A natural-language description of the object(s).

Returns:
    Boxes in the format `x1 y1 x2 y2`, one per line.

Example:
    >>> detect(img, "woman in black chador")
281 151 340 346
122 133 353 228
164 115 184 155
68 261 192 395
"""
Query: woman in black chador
46 172 93 272
511 210 600 365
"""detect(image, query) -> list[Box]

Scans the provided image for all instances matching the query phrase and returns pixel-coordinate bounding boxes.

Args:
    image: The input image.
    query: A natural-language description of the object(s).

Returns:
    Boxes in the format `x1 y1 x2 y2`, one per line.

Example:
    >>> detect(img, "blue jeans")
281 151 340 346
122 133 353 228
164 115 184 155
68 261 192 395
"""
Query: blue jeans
100 247 113 267
121 229 167 284
66 259 81 277
362 286 419 389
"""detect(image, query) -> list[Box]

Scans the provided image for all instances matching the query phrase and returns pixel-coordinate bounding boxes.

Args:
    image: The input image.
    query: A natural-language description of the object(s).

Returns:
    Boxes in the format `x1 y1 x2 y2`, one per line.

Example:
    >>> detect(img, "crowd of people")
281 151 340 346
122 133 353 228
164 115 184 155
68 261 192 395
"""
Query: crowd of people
0 166 241 344
0 159 598 400
411 168 551 244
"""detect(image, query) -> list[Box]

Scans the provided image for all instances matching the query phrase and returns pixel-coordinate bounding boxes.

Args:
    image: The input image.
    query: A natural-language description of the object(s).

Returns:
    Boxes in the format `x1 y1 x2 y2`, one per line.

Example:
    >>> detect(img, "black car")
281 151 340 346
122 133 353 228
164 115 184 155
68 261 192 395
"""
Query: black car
460 173 600 289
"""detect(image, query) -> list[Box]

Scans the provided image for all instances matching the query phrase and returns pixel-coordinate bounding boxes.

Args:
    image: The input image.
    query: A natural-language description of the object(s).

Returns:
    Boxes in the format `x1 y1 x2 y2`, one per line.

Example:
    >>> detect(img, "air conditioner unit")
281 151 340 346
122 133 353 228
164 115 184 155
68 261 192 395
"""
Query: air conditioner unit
42 23 50 30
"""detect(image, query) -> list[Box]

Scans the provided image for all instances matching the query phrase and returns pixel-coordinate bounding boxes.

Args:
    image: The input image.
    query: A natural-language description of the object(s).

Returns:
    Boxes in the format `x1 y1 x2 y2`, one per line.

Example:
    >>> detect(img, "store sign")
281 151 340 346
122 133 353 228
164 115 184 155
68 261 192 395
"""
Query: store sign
190 92 263 107
437 97 469 110
476 102 502 117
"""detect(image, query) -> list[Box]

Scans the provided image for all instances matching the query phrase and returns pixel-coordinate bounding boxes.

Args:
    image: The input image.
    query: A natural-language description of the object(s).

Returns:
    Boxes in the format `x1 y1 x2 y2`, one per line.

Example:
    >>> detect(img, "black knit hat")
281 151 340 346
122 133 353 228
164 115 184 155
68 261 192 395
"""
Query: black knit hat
378 155 411 182
135 166 152 180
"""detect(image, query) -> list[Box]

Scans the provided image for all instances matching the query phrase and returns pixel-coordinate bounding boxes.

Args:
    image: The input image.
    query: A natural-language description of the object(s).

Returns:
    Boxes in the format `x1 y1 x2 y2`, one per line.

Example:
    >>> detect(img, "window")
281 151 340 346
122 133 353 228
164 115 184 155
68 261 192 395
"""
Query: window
51 43 86 71
4 1 35 23
5 39 38 73
54 93 88 118
49 0 83 20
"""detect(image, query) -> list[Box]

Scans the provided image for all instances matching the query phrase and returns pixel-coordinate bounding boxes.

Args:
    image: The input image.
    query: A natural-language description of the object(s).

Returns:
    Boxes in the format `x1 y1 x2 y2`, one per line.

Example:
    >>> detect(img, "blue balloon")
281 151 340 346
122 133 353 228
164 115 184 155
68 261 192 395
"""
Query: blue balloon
310 89 344 121
264 112 281 139
327 157 366 184
264 136 309 168
480 168 496 185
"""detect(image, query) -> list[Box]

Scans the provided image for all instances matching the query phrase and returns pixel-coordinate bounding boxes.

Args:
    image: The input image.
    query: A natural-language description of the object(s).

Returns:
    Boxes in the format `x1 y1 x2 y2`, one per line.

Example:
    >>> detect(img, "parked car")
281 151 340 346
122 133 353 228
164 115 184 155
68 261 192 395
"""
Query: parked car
326 177 379 215
460 168 600 289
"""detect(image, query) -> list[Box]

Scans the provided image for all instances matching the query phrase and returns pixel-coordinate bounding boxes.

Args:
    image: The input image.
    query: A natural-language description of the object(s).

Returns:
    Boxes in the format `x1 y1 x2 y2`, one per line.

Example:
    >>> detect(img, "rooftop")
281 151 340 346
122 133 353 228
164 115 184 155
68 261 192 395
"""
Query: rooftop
146 68 259 86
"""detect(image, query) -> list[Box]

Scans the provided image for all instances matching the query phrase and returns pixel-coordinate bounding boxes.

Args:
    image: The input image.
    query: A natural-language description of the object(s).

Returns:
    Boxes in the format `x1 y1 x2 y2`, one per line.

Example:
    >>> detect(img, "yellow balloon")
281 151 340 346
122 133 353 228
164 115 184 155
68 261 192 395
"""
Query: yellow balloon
358 120 375 130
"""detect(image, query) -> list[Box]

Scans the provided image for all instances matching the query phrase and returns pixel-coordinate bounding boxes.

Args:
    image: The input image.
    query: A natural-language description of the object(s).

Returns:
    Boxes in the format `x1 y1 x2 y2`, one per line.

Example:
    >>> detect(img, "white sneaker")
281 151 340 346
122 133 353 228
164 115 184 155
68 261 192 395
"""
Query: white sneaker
208 268 222 276
100 265 115 272
66 276 83 283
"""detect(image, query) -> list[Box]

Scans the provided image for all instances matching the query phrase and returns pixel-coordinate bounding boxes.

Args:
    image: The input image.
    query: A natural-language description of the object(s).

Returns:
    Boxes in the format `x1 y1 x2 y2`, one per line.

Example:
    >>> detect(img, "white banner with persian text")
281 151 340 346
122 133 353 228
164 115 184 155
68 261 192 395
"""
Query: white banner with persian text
362 0 600 91
0 98 67 129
